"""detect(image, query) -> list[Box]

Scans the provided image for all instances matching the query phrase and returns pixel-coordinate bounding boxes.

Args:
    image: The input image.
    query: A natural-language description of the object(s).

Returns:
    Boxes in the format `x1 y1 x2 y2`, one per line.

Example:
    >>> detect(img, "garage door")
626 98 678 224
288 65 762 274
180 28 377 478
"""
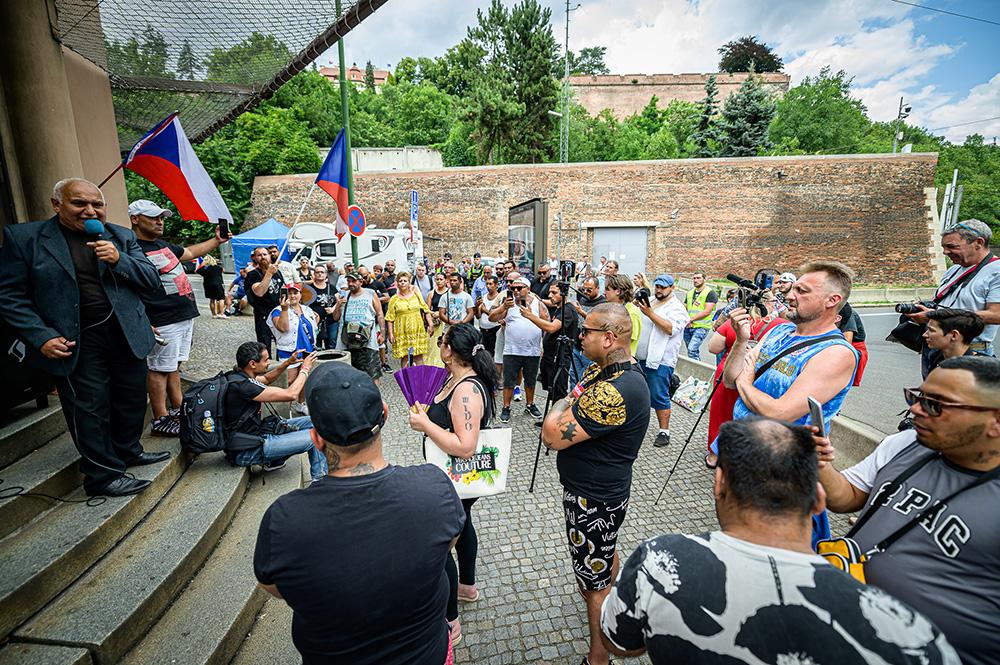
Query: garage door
593 227 647 276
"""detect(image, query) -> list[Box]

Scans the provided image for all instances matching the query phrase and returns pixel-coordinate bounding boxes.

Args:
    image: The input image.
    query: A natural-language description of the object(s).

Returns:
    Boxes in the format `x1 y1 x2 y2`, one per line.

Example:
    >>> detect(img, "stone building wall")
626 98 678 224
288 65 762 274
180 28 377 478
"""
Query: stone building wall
569 72 791 119
248 153 939 284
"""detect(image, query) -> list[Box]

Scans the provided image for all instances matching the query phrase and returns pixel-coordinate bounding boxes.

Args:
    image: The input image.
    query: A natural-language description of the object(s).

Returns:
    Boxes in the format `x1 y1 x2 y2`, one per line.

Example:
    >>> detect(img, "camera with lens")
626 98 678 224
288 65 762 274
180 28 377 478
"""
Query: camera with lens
727 272 774 317
895 300 937 315
635 287 651 308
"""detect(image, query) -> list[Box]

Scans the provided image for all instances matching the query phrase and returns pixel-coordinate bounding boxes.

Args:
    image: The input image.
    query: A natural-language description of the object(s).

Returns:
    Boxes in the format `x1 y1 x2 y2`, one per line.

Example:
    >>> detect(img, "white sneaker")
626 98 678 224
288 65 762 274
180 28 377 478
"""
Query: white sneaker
513 386 523 402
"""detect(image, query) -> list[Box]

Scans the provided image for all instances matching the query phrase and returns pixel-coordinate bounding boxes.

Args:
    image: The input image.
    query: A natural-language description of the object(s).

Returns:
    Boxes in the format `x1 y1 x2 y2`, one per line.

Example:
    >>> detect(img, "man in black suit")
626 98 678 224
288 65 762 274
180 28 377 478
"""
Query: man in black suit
0 178 170 496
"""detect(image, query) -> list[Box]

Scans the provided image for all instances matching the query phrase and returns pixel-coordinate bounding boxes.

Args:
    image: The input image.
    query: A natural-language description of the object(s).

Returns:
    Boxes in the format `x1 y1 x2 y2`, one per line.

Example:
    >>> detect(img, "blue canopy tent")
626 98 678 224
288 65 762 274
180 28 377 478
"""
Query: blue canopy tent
230 218 292 270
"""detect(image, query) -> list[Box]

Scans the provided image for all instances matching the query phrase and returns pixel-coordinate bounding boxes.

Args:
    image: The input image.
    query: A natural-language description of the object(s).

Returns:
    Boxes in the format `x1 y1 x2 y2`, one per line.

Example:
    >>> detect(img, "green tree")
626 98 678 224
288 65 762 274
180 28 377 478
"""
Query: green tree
660 99 701 155
385 83 455 145
692 75 724 157
556 45 610 76
176 40 199 80
364 60 376 92
427 41 486 97
264 70 342 146
503 0 559 163
440 122 476 166
720 72 776 156
769 67 868 153
205 32 291 84
642 126 680 160
633 96 663 136
106 24 172 78
718 36 783 73
937 135 1000 235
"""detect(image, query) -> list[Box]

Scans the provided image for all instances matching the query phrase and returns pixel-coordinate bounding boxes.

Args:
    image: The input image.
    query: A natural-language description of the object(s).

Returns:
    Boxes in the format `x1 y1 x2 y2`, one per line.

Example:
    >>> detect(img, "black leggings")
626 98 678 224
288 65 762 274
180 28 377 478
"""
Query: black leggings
445 497 478 621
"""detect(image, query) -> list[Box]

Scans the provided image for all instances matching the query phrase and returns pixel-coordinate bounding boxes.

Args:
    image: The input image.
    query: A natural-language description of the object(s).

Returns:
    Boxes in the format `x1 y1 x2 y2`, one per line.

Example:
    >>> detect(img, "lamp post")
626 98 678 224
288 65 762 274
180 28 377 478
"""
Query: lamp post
560 1 581 164
892 96 911 154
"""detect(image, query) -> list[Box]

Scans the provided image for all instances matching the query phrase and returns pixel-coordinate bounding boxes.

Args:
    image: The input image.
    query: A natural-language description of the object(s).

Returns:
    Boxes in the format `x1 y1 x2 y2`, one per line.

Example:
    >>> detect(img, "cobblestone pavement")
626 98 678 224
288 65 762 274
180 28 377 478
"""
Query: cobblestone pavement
186 290 851 665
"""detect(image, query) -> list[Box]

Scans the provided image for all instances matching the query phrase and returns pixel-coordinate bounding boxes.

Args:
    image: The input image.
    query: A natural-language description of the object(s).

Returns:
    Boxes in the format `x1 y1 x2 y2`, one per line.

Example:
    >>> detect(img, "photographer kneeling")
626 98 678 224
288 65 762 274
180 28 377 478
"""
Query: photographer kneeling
225 341 328 481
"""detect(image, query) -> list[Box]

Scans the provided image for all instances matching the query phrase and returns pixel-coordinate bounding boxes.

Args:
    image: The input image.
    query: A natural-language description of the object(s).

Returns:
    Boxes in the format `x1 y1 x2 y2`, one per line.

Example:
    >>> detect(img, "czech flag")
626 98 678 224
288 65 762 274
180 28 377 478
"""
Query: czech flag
124 113 233 224
315 128 350 240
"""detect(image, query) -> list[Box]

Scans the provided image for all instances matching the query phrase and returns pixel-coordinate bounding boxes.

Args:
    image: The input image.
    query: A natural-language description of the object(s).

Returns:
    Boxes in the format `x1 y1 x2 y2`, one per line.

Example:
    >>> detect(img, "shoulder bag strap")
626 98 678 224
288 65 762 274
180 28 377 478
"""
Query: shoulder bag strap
934 253 997 302
846 450 940 538
753 334 843 381
862 461 1000 556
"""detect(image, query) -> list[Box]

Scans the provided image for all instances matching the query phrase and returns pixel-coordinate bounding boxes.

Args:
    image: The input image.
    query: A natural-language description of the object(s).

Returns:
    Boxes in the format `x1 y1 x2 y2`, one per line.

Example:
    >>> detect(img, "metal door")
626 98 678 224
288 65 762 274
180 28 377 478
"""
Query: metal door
593 227 647 276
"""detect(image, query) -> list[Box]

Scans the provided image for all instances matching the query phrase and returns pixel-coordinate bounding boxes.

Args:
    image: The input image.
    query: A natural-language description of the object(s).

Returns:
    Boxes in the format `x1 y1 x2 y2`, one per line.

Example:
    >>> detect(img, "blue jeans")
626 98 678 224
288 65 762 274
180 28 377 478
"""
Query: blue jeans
683 327 709 361
570 347 593 386
232 416 328 481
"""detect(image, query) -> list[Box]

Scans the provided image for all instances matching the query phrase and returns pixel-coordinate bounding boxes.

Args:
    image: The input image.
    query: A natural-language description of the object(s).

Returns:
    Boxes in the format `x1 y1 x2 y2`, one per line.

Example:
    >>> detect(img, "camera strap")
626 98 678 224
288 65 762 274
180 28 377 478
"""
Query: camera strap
934 253 997 303
753 334 843 381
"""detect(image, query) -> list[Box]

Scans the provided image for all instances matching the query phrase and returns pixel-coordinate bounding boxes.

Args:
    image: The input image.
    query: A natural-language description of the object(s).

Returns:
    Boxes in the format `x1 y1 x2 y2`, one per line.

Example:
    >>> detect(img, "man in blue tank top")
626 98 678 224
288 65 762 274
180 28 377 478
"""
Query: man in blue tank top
720 261 859 547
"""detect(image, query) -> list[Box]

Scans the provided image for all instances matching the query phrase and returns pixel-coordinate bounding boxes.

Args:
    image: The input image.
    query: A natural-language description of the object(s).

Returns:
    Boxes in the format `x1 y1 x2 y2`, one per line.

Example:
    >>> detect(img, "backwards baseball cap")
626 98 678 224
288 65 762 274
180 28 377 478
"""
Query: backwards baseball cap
653 274 675 287
305 362 386 446
128 200 173 218
778 272 796 283
473 252 481 258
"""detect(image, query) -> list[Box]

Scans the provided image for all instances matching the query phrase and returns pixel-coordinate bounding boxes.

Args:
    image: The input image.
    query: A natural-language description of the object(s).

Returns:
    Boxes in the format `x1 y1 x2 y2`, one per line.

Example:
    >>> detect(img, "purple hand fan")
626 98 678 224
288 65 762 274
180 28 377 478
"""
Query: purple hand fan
395 365 449 407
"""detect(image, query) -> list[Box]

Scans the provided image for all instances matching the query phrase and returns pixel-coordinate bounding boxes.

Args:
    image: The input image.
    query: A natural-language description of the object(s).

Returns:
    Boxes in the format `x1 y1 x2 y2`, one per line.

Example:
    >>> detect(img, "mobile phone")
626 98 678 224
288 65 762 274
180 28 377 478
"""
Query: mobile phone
154 334 169 346
519 298 527 307
808 397 825 437
218 218 231 240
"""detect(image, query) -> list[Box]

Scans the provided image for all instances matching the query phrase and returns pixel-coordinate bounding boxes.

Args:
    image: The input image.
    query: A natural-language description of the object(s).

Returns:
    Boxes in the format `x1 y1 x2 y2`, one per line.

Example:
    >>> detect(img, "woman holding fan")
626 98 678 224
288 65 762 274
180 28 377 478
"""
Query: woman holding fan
407 323 498 645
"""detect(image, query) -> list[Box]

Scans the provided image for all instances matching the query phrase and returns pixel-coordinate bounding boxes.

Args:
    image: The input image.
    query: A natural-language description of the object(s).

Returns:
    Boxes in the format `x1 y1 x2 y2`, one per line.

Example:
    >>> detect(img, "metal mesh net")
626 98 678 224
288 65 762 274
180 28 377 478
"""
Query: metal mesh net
54 0 386 151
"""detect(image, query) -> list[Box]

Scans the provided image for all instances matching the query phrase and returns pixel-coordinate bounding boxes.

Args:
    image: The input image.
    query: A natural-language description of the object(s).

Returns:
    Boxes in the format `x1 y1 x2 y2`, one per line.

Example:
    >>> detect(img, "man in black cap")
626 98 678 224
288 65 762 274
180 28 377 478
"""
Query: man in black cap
254 362 466 664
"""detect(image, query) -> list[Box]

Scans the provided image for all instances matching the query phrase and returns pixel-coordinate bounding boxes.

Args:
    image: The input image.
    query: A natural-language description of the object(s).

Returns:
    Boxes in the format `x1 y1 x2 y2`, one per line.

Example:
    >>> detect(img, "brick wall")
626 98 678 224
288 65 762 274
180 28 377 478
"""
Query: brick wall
248 152 939 283
569 72 791 119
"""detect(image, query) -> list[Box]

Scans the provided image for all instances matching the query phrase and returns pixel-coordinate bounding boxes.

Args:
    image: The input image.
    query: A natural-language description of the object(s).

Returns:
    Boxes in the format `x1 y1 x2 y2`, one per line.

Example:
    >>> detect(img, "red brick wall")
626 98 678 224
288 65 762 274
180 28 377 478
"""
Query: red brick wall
248 153 938 283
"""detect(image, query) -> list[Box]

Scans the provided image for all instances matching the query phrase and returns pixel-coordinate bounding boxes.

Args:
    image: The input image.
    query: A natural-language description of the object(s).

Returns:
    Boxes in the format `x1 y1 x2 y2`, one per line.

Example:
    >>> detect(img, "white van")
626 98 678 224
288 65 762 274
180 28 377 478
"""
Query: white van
288 222 424 270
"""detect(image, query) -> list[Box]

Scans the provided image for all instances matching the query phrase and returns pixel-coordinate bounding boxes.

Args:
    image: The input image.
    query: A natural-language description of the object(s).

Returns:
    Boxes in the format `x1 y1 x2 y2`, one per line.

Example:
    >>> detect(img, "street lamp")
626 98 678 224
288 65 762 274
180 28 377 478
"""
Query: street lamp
892 97 911 154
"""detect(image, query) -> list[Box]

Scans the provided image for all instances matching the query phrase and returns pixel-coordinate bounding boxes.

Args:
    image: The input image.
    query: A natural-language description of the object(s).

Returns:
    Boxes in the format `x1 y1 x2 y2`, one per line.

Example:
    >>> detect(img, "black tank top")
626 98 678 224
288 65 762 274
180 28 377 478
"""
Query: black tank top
425 376 492 431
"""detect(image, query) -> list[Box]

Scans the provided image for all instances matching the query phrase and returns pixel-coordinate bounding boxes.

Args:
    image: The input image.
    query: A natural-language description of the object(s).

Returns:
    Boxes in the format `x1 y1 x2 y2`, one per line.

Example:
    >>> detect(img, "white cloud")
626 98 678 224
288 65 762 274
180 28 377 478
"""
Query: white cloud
921 73 1000 143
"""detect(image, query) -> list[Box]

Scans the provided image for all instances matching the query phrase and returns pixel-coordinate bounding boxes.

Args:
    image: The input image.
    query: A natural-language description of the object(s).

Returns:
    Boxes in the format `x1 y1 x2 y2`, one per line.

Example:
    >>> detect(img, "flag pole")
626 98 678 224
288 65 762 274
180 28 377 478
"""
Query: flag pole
335 0 359 268
97 161 125 189
278 182 317 262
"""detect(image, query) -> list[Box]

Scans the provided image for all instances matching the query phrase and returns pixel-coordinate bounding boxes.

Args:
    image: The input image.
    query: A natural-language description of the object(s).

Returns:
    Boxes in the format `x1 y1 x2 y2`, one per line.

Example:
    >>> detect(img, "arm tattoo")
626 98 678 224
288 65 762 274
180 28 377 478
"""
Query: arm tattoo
559 421 577 441
461 396 474 431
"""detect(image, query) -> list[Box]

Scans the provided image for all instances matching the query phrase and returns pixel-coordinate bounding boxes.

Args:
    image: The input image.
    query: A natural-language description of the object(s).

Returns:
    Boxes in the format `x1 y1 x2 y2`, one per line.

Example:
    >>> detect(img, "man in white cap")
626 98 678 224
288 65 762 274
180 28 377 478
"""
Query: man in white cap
130 199 228 436
489 275 548 423
772 272 796 314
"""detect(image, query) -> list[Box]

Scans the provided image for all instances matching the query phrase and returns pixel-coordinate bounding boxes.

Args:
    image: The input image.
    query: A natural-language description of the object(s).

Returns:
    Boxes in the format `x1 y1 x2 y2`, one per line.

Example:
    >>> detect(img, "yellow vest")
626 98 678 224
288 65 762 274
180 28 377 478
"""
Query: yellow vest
685 288 715 329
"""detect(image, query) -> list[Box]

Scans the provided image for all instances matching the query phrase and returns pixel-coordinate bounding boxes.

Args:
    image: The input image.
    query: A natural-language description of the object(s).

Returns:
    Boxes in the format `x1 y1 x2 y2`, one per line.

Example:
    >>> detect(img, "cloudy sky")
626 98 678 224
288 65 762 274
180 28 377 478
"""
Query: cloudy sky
323 0 999 143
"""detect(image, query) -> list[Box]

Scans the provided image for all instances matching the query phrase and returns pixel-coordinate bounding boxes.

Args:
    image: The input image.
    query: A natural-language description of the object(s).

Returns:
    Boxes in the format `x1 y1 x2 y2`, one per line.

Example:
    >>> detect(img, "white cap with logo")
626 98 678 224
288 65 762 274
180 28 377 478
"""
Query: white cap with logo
128 199 173 218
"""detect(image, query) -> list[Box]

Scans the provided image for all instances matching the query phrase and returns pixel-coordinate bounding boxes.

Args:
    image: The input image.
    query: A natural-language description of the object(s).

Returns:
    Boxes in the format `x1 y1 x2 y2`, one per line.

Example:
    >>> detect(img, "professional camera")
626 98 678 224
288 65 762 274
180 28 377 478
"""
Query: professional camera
727 270 777 318
895 300 937 315
634 287 651 308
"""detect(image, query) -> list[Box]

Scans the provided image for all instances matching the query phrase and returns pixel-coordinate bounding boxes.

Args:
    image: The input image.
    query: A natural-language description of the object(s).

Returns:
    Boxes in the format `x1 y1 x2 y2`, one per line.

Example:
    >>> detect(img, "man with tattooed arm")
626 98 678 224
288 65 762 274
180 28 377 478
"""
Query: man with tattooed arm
542 303 651 665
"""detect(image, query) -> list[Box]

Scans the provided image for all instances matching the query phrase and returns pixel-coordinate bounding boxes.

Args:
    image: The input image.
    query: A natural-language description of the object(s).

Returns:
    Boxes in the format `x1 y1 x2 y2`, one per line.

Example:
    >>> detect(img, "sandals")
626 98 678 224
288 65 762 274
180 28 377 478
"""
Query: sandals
457 586 480 603
150 415 180 437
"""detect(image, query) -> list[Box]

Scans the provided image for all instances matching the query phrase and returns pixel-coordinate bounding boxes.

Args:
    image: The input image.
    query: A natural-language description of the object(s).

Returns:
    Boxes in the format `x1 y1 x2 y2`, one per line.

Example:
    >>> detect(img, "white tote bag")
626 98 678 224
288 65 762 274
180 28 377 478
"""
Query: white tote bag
424 428 512 499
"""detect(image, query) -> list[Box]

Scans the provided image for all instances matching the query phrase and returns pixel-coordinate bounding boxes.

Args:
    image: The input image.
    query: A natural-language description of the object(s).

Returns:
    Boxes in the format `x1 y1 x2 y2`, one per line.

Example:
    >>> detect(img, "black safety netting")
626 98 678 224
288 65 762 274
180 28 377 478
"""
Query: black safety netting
54 0 388 151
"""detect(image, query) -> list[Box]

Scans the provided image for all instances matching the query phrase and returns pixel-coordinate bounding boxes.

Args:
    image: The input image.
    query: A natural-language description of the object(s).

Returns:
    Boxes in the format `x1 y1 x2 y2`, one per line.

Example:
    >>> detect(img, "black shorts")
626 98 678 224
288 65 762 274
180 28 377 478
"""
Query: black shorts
563 489 629 591
349 347 383 380
481 326 499 356
502 354 540 389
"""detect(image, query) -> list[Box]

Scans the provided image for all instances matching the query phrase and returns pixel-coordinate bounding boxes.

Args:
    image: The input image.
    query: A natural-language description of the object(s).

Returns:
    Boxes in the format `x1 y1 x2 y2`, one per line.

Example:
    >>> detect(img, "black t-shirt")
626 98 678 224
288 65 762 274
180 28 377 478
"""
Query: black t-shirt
135 239 200 327
308 282 338 325
60 224 113 326
245 267 284 319
254 465 466 665
223 371 265 435
543 302 580 358
430 290 446 311
837 303 867 342
530 275 555 300
558 363 651 502
380 271 398 296
368 278 390 302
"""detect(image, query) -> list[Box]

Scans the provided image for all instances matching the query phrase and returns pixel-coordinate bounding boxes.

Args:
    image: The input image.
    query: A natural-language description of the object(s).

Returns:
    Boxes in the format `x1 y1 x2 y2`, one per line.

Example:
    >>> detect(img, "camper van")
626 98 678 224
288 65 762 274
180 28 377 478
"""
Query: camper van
287 222 423 270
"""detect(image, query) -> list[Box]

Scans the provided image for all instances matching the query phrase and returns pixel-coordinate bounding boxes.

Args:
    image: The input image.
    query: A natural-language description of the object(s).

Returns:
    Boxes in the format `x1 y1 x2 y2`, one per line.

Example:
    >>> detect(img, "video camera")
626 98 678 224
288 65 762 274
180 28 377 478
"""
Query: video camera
727 270 777 317
895 300 937 315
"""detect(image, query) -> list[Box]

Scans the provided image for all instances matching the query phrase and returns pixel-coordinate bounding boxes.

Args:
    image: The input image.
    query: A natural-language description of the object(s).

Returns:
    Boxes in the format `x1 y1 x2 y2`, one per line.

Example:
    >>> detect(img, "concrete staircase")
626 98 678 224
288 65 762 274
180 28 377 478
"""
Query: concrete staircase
0 399 300 665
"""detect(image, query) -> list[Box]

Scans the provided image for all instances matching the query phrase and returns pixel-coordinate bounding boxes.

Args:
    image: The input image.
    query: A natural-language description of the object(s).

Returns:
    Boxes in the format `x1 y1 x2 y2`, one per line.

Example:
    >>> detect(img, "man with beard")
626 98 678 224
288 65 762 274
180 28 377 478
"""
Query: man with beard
721 261 859 548
817 356 1000 665
570 276 606 384
246 246 285 352
541 303 650 665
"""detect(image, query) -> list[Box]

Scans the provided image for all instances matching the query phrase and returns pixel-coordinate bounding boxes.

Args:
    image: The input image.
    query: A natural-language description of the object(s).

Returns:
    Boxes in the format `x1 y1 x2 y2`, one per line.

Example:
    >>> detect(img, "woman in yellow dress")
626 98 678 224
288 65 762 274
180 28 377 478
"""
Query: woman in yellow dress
385 272 434 367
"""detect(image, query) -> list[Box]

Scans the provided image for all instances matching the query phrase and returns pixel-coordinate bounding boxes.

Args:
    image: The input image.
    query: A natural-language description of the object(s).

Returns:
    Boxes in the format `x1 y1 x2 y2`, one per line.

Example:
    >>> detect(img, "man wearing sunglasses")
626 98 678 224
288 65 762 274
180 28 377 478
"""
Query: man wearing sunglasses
570 276 606 384
817 356 1000 665
530 263 556 310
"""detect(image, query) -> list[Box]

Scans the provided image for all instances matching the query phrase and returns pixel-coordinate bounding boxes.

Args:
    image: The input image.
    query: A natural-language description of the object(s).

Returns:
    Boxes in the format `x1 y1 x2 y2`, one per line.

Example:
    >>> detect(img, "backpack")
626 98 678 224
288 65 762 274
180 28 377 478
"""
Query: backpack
179 372 261 454
340 293 372 350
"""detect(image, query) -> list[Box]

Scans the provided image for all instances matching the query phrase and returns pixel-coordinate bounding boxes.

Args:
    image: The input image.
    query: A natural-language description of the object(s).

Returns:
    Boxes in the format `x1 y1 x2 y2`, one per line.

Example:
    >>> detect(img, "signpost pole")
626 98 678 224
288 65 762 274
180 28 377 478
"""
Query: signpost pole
335 0 359 267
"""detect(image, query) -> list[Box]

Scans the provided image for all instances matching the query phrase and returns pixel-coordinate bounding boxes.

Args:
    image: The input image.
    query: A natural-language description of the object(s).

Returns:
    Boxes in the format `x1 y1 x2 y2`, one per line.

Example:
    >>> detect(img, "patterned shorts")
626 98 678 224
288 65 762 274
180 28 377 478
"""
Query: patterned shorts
563 490 629 591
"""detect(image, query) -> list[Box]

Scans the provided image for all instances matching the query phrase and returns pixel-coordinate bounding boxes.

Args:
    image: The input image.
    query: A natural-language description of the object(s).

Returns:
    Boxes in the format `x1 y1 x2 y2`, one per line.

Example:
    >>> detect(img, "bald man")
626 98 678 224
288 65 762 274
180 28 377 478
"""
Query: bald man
542 303 651 665
0 178 166 497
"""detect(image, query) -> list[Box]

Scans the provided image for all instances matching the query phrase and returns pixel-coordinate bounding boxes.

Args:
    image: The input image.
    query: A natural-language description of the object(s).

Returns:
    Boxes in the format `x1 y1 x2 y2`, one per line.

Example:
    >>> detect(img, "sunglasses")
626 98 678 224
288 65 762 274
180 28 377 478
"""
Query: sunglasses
511 286 526 291
580 325 616 337
903 388 997 417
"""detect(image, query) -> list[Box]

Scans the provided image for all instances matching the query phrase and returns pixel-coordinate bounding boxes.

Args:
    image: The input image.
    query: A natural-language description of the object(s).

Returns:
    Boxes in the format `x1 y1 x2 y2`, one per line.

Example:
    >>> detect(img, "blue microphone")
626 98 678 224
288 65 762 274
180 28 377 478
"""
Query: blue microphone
83 219 106 239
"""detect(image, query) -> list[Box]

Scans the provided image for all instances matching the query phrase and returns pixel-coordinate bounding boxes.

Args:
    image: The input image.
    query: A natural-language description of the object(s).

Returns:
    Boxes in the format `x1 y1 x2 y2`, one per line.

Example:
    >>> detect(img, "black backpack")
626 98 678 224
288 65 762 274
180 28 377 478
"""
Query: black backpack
179 372 259 454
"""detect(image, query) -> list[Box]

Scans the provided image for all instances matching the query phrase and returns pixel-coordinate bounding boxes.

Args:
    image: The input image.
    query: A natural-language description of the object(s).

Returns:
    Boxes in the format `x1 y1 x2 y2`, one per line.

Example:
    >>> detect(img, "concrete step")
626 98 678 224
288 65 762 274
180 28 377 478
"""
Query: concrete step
14 456 248 665
229 597 296 665
0 403 64 469
121 462 301 665
0 439 183 640
0 643 94 665
0 433 81 539
0 643 91 665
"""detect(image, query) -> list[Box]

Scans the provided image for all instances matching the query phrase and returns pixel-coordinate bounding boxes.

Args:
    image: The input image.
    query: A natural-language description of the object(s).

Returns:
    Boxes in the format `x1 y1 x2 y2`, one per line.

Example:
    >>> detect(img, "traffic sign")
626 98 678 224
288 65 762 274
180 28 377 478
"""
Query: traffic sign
409 189 418 225
347 204 366 237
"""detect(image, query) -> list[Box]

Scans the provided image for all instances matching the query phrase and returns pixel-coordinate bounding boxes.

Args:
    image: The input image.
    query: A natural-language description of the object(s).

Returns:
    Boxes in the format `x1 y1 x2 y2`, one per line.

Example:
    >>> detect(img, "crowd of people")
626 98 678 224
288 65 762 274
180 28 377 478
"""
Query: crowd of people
0 177 997 664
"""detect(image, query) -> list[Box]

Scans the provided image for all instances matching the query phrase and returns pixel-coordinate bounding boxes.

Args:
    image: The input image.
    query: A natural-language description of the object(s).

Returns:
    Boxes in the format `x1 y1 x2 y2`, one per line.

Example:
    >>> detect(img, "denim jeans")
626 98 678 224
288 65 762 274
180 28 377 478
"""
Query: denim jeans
232 416 328 480
570 347 593 386
683 327 709 361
